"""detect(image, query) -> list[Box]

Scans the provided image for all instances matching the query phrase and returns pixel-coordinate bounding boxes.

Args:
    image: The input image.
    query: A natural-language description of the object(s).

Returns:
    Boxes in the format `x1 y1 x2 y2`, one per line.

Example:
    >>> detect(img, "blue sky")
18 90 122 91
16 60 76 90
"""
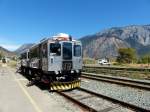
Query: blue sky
0 0 150 51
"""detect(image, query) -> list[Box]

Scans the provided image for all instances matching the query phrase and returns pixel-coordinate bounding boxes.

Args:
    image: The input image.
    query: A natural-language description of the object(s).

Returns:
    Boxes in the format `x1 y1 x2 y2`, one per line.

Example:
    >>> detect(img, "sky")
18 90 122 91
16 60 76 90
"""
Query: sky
0 0 150 51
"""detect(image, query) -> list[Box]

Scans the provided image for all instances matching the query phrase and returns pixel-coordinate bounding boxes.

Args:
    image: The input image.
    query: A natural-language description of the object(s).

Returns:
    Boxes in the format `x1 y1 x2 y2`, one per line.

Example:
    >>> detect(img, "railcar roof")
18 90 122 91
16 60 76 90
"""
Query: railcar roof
28 35 81 50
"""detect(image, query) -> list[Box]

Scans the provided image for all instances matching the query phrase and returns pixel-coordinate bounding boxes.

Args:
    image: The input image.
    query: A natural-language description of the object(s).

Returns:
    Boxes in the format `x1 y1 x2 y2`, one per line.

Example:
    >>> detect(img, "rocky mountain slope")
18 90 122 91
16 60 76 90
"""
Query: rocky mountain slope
0 46 16 57
15 44 34 54
80 25 150 58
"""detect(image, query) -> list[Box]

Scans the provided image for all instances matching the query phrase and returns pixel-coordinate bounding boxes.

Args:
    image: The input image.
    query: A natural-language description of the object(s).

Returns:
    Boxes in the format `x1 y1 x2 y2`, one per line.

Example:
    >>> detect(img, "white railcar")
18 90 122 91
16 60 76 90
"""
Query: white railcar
20 33 82 90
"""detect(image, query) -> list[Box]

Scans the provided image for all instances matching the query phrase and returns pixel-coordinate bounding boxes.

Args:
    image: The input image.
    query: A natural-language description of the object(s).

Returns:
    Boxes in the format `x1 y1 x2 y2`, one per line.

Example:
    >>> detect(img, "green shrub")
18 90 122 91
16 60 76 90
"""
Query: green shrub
117 48 137 64
138 55 150 64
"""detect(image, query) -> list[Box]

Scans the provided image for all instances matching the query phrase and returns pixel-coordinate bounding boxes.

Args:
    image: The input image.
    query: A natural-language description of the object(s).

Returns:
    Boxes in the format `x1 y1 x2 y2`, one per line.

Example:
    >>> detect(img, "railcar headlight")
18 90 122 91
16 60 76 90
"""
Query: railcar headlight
55 71 59 75
76 70 79 73
71 70 74 73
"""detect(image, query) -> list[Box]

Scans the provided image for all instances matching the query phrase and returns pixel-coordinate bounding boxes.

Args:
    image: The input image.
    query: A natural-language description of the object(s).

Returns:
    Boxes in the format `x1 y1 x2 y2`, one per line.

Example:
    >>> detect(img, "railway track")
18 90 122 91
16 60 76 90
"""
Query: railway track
57 87 149 112
83 65 150 72
81 72 150 90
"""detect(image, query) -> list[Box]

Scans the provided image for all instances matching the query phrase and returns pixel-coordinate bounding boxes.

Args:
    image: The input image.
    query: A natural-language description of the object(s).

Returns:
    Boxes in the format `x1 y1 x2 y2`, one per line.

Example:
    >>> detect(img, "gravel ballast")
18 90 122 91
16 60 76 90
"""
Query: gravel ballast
81 78 150 110
64 90 134 112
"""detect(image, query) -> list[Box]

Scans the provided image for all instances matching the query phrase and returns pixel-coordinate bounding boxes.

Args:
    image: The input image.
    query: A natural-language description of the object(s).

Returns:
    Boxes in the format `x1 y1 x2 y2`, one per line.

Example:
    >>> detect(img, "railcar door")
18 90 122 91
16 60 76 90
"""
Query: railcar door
73 44 82 70
41 42 48 71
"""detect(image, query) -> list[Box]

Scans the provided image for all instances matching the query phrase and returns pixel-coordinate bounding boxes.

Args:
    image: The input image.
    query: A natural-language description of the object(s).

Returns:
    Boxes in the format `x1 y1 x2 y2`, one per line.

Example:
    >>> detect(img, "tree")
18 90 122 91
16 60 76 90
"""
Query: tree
138 54 150 64
116 48 137 64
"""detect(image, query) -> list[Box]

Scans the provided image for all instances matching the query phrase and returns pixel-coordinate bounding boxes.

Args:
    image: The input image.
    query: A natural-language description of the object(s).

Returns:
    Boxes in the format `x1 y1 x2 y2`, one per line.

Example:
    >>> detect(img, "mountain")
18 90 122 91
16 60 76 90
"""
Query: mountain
15 44 34 54
80 25 150 58
0 46 16 57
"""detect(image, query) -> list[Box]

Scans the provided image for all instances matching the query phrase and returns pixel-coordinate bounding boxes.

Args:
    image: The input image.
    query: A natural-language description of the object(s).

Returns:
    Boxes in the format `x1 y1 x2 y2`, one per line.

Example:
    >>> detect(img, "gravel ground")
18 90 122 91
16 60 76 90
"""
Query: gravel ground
8 67 82 112
64 90 134 112
12 67 84 112
81 78 150 110
43 90 83 112
7 67 149 111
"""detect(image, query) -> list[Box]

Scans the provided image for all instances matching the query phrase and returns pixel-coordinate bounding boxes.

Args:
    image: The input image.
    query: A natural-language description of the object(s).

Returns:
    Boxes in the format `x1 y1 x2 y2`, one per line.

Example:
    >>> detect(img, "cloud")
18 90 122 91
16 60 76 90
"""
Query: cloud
0 44 21 51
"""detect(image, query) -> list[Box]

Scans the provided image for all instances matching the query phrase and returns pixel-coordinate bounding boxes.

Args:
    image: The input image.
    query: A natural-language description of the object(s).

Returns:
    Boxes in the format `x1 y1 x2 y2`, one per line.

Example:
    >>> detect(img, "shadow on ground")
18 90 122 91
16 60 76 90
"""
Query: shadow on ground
16 70 76 92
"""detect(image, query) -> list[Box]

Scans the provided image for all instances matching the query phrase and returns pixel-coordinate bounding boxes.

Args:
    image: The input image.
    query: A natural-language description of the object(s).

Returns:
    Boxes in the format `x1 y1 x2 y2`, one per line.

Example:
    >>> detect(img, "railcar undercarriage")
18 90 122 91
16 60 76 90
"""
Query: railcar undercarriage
21 66 81 91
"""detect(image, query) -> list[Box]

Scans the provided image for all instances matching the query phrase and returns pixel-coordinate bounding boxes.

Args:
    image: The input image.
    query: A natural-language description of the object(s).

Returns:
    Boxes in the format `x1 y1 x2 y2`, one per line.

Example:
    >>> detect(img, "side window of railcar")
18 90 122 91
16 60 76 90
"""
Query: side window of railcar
21 53 26 59
42 43 47 58
50 43 61 56
74 45 81 57
30 47 40 58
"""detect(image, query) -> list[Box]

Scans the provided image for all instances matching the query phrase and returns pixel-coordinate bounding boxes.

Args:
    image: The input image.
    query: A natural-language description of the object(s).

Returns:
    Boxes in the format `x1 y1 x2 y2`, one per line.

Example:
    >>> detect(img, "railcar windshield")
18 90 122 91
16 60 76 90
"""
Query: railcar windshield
74 45 81 57
63 42 72 60
50 43 61 56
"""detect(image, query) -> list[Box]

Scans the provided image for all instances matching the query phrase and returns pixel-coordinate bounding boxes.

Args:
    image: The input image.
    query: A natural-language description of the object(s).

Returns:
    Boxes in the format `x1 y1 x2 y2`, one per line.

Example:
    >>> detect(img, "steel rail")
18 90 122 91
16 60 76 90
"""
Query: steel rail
82 72 150 85
83 65 150 72
56 91 98 112
57 87 150 112
78 87 150 112
81 73 150 90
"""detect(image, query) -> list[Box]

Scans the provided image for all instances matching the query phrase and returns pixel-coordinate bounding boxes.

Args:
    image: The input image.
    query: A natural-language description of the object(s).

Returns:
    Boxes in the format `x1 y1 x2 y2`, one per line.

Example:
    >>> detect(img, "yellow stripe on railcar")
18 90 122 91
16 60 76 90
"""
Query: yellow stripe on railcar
50 80 81 91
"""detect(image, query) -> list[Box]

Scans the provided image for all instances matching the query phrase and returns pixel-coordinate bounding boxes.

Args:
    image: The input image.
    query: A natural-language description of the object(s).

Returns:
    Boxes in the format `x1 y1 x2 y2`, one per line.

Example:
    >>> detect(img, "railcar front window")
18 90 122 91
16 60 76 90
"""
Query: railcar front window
63 42 72 60
74 45 81 57
50 43 61 56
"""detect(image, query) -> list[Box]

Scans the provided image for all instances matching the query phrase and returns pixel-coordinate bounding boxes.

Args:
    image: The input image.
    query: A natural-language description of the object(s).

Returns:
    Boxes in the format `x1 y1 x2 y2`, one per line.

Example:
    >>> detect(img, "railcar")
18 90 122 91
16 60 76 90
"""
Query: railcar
20 33 82 91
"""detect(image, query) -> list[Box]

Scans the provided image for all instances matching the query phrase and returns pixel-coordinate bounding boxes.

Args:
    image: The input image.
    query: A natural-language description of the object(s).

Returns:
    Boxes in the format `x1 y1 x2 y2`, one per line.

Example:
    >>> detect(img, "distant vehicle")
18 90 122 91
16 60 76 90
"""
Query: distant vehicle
1 57 9 63
2 58 6 63
98 58 110 65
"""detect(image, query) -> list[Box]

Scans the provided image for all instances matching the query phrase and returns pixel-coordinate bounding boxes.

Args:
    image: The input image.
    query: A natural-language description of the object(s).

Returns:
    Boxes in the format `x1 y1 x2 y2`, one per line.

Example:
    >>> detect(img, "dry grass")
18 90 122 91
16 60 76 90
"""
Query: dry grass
7 60 17 68
83 67 150 80
126 64 150 69
83 58 96 64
